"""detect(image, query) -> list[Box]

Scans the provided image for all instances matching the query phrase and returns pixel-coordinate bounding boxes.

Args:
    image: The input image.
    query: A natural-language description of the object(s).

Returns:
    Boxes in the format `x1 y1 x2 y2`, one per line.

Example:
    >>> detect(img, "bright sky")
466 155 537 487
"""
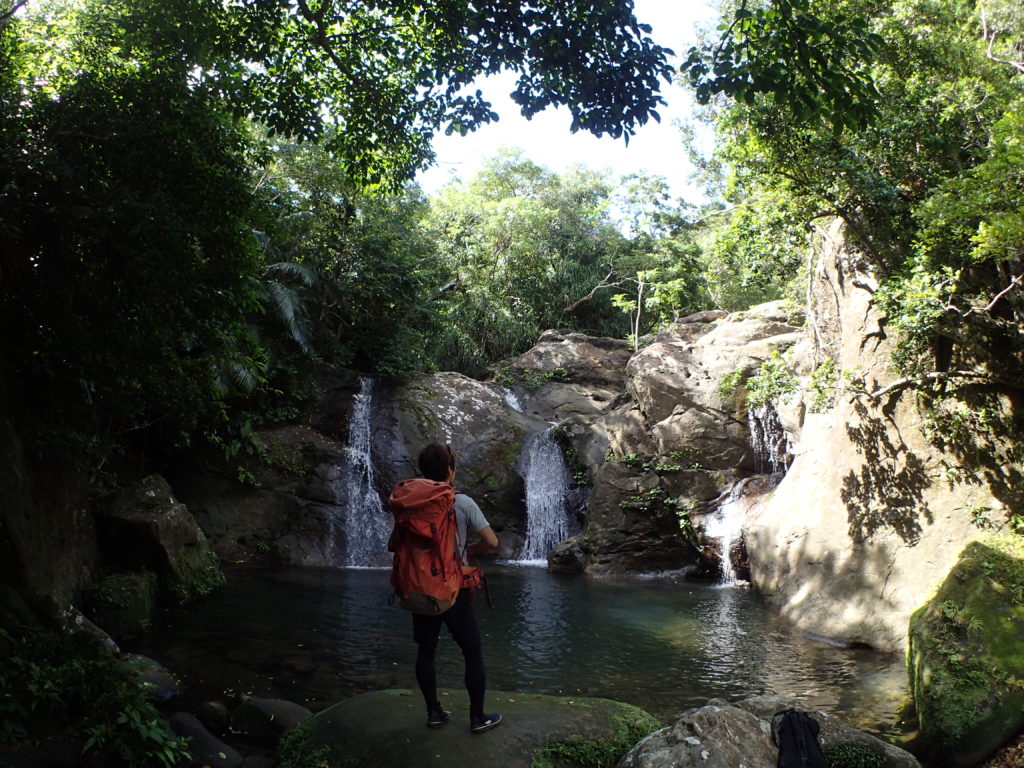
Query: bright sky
415 0 720 202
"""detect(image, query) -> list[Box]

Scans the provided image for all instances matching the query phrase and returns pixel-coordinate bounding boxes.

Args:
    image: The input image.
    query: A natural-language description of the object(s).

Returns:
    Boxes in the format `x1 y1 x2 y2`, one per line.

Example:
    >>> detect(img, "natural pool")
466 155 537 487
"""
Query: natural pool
131 564 910 734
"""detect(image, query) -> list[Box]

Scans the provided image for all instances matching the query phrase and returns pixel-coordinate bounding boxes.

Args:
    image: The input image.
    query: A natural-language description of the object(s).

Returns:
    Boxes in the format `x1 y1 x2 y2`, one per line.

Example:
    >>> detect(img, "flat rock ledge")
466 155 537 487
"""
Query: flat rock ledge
285 688 659 768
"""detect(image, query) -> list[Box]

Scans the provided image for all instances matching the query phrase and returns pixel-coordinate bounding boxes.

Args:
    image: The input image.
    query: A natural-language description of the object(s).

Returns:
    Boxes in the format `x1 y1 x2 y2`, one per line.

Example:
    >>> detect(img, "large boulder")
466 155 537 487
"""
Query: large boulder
169 712 242 768
230 696 312 745
95 475 222 600
907 535 1024 767
743 225 997 651
620 695 920 768
501 330 633 421
377 373 548 555
169 423 367 566
279 688 659 768
627 301 803 470
549 303 803 574
568 459 690 574
163 367 371 567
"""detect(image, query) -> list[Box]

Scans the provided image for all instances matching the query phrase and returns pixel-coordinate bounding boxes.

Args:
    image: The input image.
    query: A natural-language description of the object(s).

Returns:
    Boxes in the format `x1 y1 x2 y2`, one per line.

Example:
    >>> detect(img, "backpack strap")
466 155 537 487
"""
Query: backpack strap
450 492 495 609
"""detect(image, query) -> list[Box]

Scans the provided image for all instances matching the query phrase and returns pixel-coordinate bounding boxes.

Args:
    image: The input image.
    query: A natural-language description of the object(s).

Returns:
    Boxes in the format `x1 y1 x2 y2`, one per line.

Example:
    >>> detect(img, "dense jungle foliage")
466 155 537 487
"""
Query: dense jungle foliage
692 0 1024 511
1 0 1022 764
1 0 1022 493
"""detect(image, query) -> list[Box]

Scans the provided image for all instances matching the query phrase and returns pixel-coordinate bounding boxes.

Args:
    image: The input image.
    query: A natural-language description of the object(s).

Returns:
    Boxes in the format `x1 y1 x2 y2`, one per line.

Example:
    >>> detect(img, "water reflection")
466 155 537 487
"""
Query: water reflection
130 565 908 733
507 568 574 689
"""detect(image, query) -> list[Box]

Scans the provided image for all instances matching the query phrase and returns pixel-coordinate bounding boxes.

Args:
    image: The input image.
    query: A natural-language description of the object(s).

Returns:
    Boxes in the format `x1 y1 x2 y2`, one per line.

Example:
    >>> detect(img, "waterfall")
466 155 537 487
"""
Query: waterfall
339 377 390 567
748 403 792 475
704 488 747 584
517 428 578 563
499 385 526 413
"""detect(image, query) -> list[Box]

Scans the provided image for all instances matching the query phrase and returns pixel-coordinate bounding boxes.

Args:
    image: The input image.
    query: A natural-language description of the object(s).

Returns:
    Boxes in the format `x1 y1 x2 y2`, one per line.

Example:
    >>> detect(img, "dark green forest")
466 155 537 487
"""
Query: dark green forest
4 0 1019 480
4 0 1021 483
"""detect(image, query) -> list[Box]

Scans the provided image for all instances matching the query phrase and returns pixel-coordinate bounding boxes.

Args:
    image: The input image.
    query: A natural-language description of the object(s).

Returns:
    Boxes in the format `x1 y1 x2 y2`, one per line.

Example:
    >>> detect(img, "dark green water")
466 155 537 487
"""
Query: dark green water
131 565 909 733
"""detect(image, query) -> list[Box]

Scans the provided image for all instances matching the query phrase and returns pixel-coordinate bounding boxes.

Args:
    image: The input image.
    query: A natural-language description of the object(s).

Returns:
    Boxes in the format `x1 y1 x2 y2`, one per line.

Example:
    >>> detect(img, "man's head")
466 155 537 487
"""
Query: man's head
418 443 457 482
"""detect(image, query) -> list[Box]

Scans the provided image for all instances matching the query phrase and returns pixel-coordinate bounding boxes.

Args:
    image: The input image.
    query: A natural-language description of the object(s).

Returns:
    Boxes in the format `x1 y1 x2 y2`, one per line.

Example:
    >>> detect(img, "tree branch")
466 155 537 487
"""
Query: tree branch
428 278 461 303
295 0 350 72
855 370 1020 401
562 269 626 313
1 1 29 23
949 273 1024 318
981 8 1024 75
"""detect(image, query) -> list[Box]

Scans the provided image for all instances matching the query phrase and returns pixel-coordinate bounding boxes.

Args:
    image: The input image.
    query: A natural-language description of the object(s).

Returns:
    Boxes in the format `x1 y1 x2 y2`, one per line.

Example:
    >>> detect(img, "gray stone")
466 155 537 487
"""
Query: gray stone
620 696 919 768
378 372 543 543
125 653 180 703
547 538 587 573
95 475 219 598
196 700 232 736
169 712 242 768
508 329 633 388
230 696 312 745
742 225 989 650
289 688 658 768
676 309 728 324
580 461 689 574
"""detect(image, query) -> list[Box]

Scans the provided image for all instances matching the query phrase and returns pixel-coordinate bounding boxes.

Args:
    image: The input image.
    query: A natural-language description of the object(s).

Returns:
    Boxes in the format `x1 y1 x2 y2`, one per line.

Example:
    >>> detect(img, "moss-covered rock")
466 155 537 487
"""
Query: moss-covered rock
276 688 659 768
907 534 1024 766
95 475 225 603
85 570 158 639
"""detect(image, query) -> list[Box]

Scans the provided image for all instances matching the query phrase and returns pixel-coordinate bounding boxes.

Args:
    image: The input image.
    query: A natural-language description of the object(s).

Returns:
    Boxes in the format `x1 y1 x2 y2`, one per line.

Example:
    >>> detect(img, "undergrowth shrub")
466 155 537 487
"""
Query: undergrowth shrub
0 629 189 767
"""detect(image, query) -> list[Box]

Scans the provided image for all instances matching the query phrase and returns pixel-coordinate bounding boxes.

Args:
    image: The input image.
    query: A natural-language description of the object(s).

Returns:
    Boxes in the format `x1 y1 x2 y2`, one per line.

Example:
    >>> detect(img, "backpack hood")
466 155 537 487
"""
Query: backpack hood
389 478 455 514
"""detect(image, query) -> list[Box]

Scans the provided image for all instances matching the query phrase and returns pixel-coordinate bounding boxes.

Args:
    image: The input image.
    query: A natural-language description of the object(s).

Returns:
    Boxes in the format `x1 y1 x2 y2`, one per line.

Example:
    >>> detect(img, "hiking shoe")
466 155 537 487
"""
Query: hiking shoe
426 705 450 728
470 713 502 734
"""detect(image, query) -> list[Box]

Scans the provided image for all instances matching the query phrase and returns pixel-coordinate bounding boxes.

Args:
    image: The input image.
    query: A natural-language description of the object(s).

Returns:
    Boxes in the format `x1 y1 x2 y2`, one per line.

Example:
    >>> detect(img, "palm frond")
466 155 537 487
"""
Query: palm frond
264 260 317 287
264 280 313 352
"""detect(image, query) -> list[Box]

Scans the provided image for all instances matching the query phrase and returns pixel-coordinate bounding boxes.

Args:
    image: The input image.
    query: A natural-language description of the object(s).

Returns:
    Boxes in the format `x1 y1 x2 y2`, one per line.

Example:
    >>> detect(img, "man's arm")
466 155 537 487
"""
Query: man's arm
466 525 498 556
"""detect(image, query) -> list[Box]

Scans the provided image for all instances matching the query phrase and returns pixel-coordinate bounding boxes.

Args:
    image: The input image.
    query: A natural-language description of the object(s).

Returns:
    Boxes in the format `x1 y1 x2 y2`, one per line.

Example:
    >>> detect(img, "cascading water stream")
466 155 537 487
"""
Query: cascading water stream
499 385 526 413
748 403 792 475
339 377 390 567
517 428 577 563
704 488 748 585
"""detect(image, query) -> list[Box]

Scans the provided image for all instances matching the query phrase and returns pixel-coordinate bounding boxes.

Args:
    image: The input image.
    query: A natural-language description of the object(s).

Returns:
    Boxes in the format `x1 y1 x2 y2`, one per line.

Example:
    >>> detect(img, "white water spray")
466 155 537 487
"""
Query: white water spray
499 385 526 413
704 488 748 584
518 429 577 563
340 378 390 567
748 403 792 475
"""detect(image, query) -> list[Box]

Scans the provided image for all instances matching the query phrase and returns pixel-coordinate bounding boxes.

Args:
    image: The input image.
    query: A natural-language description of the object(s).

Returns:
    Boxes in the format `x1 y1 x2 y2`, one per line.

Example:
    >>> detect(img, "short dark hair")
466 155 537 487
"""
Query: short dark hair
418 443 456 482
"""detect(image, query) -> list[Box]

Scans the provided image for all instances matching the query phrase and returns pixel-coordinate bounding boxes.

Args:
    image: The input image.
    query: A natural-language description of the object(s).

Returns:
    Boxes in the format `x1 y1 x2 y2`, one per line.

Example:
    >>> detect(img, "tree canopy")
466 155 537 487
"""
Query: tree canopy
687 0 1024 505
31 0 674 188
0 0 676 469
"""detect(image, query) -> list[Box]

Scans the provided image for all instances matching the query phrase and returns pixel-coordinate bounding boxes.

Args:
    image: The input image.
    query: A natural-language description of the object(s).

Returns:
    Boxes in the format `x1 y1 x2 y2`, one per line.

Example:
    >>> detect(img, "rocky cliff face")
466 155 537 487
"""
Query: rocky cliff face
743 223 999 652
512 311 803 575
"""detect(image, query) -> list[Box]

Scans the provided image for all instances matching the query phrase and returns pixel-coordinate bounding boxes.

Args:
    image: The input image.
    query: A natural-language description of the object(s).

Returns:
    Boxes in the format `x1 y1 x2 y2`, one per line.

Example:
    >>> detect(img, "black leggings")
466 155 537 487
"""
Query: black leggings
412 588 486 718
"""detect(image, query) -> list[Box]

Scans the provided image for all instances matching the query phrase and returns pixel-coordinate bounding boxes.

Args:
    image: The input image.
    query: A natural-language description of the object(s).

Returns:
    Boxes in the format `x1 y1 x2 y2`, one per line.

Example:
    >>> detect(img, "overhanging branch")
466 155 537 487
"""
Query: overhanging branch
855 370 1020 401
1 1 29 23
947 273 1024 319
562 269 625 313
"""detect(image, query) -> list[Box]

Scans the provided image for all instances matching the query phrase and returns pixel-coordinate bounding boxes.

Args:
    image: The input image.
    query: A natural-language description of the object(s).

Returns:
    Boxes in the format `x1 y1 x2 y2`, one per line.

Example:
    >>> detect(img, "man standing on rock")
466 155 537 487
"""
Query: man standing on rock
389 442 503 734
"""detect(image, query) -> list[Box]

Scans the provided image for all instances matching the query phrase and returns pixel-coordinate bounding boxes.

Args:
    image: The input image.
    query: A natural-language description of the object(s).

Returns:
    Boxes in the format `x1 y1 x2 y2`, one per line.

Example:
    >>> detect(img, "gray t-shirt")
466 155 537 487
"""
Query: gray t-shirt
454 493 490 564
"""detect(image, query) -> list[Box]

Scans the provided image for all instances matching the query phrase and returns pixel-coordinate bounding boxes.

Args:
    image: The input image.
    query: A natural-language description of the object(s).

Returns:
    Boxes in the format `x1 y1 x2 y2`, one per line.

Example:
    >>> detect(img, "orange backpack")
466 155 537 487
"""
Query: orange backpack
389 478 462 615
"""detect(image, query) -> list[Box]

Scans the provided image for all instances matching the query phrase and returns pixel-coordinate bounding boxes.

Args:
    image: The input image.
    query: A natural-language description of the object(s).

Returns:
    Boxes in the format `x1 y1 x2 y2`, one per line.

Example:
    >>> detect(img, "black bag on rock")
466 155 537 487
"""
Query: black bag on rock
771 709 828 768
